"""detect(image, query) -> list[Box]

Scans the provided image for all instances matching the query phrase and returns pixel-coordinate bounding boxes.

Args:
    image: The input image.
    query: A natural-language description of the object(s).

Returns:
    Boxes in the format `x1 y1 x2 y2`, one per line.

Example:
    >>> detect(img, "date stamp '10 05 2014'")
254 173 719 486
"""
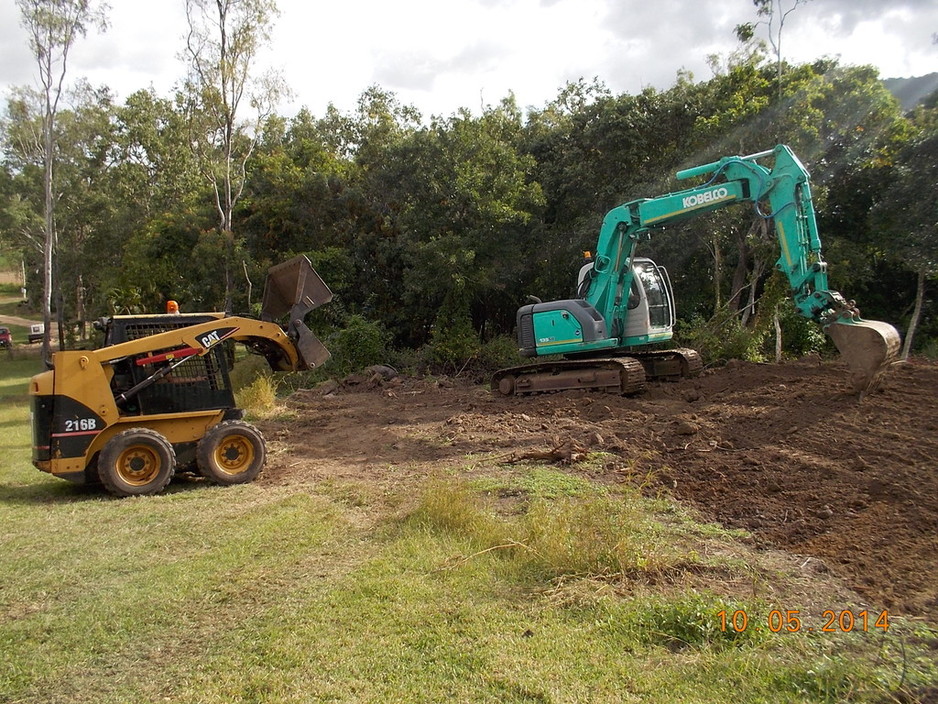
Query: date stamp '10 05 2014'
718 609 890 634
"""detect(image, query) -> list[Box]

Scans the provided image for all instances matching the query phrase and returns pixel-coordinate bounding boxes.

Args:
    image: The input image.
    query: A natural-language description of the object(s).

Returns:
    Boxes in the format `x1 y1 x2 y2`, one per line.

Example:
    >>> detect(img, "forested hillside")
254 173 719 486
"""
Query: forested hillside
884 72 938 112
2 56 937 368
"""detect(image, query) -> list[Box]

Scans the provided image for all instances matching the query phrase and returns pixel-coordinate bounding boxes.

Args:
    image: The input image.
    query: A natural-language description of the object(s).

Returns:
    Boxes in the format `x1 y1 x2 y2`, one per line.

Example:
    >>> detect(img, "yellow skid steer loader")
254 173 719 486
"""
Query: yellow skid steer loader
29 256 331 497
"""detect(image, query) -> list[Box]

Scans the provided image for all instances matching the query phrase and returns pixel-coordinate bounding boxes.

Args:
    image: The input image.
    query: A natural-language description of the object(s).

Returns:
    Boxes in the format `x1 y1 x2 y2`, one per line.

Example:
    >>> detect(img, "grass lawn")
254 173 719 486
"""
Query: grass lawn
0 359 935 703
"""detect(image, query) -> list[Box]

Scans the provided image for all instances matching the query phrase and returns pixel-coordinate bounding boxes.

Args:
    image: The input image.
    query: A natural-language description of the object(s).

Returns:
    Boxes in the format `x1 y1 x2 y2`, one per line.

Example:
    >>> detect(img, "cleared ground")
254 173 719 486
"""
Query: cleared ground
4 354 937 702
264 357 938 621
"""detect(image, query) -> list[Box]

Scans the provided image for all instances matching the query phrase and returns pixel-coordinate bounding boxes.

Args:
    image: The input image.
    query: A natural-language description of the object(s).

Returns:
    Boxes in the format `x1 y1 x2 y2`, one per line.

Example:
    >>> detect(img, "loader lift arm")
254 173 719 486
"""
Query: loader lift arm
101 316 318 410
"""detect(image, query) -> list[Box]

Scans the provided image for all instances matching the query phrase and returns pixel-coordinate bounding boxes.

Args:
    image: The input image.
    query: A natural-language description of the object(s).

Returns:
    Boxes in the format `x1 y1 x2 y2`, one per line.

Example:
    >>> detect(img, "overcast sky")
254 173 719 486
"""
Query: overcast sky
1 0 936 120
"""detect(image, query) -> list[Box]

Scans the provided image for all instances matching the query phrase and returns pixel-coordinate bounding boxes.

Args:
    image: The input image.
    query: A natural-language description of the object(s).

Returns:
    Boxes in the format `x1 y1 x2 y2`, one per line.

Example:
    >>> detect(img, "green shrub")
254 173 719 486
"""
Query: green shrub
229 353 273 392
383 345 424 376
676 313 767 364
478 334 524 371
323 314 393 376
676 304 830 364
776 302 829 357
427 285 480 372
429 316 479 371
230 353 280 414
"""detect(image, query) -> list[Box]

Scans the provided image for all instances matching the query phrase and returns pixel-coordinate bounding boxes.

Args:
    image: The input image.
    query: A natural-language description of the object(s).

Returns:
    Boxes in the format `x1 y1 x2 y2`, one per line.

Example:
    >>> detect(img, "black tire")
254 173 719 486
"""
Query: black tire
196 421 266 485
97 428 176 497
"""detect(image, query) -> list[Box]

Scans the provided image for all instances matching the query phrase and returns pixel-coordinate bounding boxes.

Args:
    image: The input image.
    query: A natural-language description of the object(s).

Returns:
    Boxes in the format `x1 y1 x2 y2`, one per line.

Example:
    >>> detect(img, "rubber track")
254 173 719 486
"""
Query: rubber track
492 357 646 396
491 348 702 396
627 347 703 380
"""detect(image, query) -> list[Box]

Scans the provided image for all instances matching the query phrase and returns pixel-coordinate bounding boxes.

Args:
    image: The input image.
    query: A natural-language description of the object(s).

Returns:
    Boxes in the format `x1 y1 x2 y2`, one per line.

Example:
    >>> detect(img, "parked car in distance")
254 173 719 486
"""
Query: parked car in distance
0 326 12 348
27 323 43 344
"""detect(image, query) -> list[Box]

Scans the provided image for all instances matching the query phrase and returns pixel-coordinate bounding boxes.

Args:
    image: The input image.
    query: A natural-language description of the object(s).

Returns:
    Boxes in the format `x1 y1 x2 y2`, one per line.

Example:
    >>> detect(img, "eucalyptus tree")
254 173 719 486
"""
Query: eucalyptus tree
1 89 46 257
112 89 204 220
871 132 938 358
14 0 107 357
735 0 813 104
47 84 117 337
182 0 285 311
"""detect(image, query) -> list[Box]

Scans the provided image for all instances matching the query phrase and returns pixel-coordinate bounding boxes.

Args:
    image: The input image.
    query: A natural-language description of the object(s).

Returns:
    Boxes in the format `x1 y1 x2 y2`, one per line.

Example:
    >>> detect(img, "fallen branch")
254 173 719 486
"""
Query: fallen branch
500 438 590 465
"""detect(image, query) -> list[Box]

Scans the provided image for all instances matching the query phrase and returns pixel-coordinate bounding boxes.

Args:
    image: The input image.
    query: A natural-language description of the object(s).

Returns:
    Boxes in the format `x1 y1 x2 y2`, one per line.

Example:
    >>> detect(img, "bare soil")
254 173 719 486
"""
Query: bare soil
259 357 938 620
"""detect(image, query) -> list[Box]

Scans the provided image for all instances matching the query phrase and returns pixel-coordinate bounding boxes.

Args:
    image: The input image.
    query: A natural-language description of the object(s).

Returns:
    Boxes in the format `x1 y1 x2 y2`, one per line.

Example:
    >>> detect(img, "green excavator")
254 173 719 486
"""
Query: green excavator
493 145 900 396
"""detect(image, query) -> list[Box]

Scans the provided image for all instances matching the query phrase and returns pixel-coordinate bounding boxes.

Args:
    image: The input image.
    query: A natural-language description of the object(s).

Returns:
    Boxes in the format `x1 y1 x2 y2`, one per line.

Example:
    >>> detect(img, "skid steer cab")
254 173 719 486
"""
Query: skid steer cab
28 256 332 497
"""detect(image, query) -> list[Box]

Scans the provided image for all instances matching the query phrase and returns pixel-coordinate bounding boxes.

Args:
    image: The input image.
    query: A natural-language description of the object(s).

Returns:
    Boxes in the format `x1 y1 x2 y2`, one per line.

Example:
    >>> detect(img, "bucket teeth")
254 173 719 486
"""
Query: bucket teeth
825 319 901 394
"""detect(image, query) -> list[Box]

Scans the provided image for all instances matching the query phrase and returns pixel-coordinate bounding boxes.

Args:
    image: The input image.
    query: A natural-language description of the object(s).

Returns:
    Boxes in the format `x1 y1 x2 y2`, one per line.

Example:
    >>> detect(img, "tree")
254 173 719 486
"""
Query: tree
102 89 208 314
47 84 117 338
735 0 812 104
183 0 285 311
111 89 204 220
1 89 46 259
871 133 938 358
15 0 106 358
381 98 543 347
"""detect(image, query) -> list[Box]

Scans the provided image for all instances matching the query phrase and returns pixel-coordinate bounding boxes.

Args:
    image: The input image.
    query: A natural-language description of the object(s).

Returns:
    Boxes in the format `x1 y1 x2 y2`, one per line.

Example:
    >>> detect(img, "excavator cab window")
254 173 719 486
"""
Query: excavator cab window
634 260 673 329
627 279 641 310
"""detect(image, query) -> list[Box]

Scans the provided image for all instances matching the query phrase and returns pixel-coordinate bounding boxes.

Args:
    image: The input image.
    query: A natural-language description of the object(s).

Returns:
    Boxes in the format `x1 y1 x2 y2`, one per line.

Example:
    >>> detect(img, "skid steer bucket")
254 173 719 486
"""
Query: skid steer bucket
826 318 901 395
261 255 334 369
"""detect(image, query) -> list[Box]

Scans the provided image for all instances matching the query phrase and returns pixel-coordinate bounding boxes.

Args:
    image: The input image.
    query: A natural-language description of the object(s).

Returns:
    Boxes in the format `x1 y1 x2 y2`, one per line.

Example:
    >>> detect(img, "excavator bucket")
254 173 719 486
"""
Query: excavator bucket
261 255 334 369
825 318 901 395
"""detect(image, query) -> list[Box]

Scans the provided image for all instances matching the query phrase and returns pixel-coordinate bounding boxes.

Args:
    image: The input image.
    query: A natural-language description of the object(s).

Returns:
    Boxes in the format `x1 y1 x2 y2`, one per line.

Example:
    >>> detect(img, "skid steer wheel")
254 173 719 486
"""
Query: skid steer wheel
196 421 267 485
97 428 177 498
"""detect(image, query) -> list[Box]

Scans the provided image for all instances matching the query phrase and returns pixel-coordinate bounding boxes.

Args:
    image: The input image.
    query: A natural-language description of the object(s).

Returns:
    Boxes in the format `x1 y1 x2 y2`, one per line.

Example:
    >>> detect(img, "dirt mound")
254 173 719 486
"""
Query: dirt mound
260 357 938 619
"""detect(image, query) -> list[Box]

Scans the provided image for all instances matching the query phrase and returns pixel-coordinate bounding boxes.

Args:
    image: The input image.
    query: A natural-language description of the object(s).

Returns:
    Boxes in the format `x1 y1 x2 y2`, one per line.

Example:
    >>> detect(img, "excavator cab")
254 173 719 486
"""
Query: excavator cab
623 258 675 341
571 256 677 347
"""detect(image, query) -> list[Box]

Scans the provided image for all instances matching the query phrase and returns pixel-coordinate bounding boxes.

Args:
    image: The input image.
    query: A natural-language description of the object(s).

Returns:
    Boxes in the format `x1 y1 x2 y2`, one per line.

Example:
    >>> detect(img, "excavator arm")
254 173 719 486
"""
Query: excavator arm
674 146 839 323
673 145 900 392
585 146 847 325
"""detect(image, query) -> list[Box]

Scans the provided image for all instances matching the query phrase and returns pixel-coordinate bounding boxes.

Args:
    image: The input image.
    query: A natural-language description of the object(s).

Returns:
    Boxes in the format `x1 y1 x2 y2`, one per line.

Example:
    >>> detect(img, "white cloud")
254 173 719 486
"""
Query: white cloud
1 0 935 120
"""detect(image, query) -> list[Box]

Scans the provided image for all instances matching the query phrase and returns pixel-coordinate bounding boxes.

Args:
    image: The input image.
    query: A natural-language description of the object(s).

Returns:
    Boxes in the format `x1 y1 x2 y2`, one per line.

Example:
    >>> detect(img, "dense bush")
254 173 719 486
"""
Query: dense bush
4 59 934 361
321 314 394 377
